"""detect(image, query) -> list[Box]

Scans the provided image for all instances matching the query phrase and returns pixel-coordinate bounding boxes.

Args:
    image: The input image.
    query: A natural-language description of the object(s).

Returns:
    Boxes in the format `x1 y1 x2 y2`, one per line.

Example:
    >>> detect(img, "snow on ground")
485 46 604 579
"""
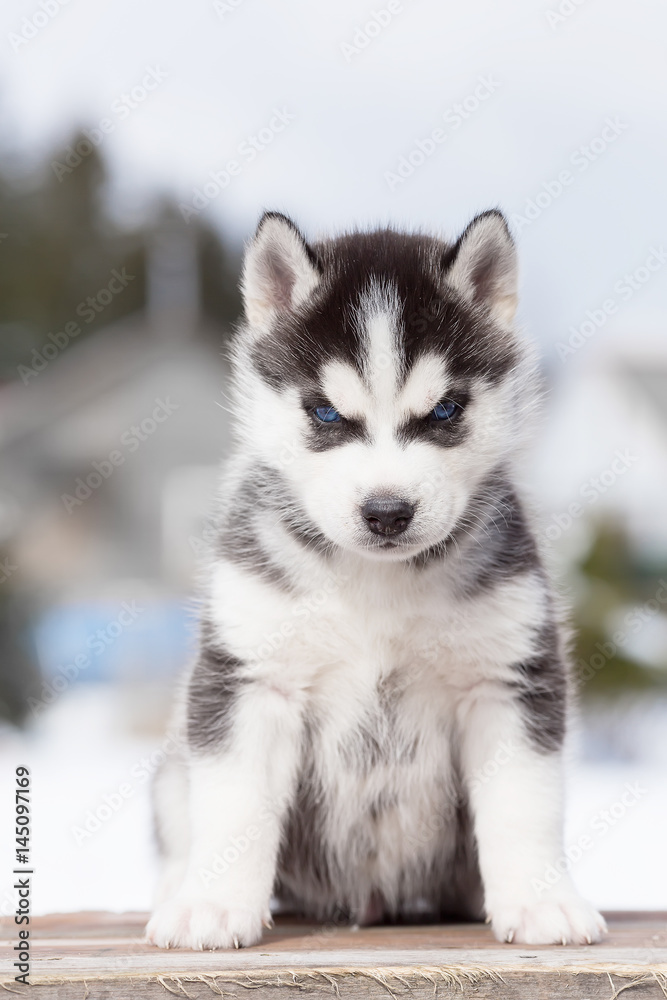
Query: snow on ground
0 687 160 917
0 685 665 918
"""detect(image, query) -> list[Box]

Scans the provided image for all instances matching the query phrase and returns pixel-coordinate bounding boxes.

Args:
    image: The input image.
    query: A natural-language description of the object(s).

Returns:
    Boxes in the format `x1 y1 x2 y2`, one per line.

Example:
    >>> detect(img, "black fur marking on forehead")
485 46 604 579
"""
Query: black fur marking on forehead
249 228 519 392
401 294 518 387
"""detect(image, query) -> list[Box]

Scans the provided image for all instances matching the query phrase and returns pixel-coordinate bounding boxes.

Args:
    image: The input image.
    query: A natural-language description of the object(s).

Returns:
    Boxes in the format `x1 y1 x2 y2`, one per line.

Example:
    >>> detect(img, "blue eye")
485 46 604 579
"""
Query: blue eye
314 405 341 423
431 400 460 421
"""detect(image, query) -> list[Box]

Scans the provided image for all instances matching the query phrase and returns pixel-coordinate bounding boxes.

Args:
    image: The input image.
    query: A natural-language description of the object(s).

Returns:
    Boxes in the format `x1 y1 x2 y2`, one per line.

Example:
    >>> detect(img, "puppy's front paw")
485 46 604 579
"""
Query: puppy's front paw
490 895 607 945
146 895 269 950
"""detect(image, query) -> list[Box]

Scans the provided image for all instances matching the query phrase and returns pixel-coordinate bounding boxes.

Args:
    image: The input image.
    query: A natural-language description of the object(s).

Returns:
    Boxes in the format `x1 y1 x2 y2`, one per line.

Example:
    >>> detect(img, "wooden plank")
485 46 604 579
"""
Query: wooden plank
2 911 666 998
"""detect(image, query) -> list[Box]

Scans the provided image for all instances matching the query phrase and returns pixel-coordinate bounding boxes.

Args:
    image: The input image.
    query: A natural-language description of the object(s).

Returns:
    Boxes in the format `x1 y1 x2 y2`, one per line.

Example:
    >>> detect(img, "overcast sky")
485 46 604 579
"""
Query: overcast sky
1 0 666 354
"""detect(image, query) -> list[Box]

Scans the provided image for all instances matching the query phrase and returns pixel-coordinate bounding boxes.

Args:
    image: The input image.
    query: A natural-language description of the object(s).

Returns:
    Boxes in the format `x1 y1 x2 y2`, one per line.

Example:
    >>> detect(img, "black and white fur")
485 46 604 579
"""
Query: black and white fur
146 211 606 949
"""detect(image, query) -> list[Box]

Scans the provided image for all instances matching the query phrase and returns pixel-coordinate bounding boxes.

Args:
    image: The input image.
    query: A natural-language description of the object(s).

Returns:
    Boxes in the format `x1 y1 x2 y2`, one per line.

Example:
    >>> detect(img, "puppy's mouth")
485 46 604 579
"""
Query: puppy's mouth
364 534 408 549
360 533 422 556
357 520 456 559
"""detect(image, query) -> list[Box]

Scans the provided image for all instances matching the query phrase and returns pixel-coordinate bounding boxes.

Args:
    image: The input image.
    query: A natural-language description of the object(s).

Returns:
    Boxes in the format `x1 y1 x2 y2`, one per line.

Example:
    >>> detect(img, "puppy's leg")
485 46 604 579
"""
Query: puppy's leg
151 752 191 907
459 694 606 945
146 676 303 950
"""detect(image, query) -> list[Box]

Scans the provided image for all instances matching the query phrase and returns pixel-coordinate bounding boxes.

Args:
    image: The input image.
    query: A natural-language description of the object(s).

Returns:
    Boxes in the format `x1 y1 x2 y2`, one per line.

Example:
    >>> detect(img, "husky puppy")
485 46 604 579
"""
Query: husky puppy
146 210 606 950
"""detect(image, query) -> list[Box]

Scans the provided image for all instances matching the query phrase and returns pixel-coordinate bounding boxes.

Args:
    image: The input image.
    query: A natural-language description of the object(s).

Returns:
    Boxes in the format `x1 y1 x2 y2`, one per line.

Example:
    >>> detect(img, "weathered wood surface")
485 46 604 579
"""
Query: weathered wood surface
1 911 666 998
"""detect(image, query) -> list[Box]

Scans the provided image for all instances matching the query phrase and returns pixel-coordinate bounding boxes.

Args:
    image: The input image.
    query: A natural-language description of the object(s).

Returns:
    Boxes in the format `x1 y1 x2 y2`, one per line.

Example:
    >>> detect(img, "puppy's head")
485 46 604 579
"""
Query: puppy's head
232 211 537 562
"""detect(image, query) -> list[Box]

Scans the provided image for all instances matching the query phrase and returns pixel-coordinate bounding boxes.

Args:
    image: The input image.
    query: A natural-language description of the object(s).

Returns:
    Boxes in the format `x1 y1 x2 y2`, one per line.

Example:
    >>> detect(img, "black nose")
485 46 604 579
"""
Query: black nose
361 497 415 537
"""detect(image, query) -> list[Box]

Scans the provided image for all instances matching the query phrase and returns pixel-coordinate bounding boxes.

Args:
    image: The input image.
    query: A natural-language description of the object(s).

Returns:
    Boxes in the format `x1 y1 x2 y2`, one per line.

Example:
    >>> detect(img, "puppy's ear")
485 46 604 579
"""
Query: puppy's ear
443 210 518 326
241 212 321 331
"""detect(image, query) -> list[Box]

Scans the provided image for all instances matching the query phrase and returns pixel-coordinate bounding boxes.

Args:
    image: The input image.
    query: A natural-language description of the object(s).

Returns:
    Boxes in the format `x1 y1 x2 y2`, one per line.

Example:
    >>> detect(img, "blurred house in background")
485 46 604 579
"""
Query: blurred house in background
0 221 230 592
0 147 237 727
